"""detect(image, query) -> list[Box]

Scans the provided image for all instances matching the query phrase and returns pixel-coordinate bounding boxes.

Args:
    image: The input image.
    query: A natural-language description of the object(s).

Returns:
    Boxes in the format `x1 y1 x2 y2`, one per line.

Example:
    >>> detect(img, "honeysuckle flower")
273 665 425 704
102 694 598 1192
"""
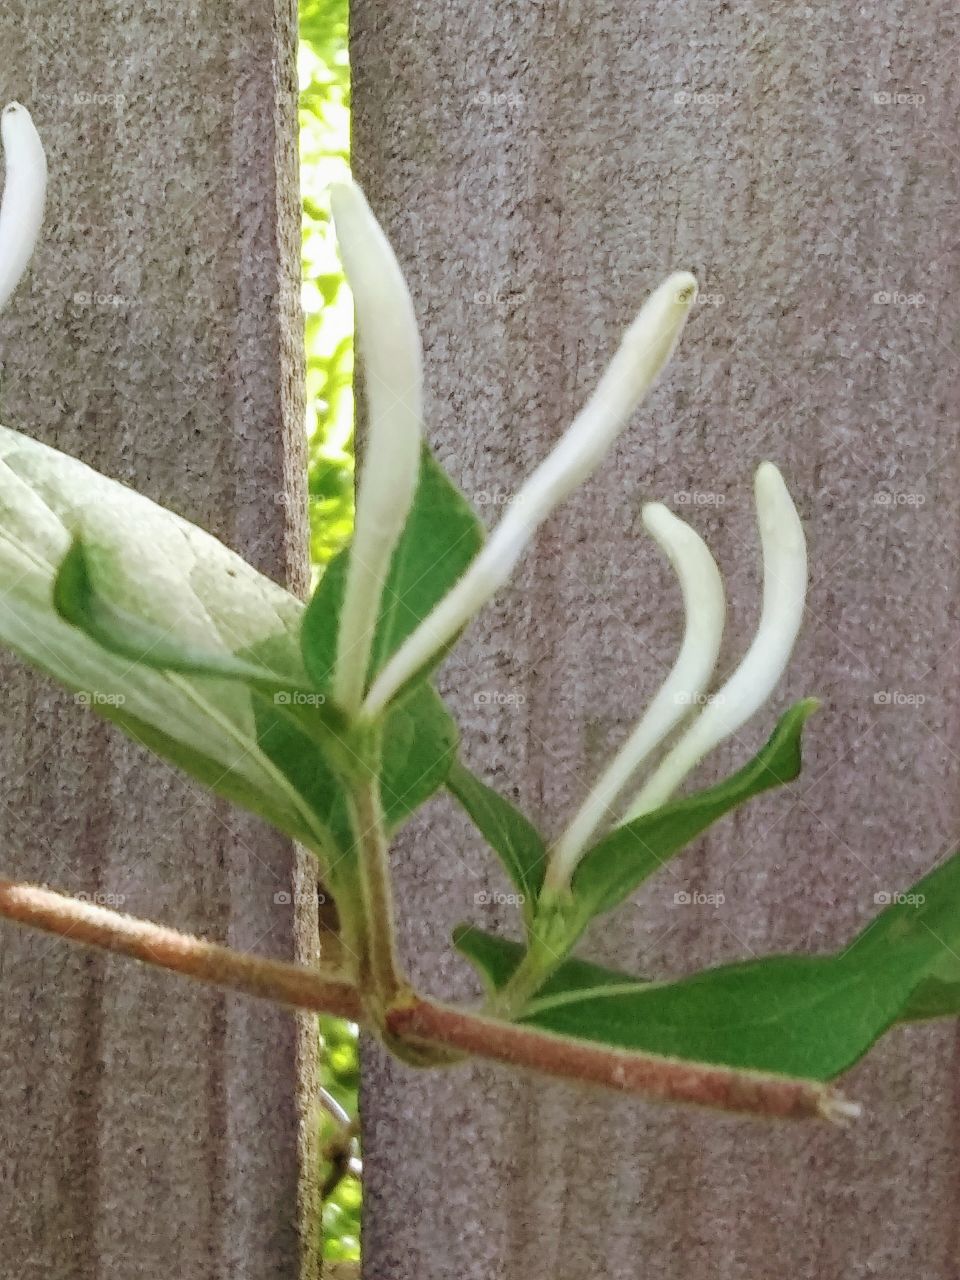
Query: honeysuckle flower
329 181 423 713
361 271 698 718
622 461 807 820
546 502 725 887
0 103 46 314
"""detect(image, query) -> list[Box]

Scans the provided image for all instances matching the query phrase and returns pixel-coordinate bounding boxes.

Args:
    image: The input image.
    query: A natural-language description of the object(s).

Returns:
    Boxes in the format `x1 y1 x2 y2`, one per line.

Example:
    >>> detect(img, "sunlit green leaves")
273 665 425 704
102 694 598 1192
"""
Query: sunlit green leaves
569 700 818 923
299 0 353 571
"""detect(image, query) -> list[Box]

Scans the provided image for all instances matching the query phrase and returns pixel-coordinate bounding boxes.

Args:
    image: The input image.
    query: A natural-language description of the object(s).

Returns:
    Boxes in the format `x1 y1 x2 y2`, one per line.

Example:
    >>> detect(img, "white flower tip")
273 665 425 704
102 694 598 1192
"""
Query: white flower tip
642 501 685 542
755 461 806 556
0 101 47 314
1 101 44 167
328 178 367 228
666 270 698 307
326 175 420 367
755 459 786 503
617 271 698 397
632 271 698 328
328 180 395 281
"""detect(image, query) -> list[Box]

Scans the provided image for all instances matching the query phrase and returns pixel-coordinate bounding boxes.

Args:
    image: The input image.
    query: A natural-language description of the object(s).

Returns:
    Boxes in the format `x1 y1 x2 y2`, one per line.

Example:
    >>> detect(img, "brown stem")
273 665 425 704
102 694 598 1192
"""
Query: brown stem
0 877 362 1019
0 878 860 1123
349 771 404 1008
385 995 860 1123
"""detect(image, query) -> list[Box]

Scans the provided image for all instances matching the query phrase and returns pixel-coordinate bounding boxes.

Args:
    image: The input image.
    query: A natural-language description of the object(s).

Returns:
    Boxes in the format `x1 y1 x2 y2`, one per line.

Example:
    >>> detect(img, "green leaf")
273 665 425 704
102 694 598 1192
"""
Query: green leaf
54 537 310 689
0 428 458 872
517 852 960 1080
0 423 341 858
453 923 644 1000
301 445 484 697
571 700 818 922
380 683 459 829
446 759 547 917
897 970 960 1022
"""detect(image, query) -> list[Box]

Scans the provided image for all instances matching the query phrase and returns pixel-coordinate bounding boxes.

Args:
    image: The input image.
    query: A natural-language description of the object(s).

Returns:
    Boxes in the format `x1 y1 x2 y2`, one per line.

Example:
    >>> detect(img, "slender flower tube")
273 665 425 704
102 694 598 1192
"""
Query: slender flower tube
362 271 698 718
623 462 807 819
546 503 725 888
0 103 47 314
329 181 423 713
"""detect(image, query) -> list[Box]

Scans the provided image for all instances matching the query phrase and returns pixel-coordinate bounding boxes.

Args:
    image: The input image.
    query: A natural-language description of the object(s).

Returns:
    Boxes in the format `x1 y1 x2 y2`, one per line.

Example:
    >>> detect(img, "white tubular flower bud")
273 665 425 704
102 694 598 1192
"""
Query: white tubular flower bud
0 103 47 314
623 462 807 820
362 271 698 717
546 503 725 886
329 180 423 713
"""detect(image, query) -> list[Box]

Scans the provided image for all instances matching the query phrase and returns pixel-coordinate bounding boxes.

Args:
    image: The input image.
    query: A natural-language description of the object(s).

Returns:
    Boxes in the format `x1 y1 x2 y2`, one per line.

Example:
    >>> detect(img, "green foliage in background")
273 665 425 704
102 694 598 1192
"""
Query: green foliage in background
300 0 360 1263
300 0 353 568
318 1016 362 1263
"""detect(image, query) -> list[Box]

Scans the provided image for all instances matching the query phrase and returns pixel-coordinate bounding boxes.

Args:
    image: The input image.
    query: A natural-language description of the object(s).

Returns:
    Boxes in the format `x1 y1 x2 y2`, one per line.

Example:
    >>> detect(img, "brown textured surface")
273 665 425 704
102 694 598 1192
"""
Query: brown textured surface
0 3 318 1278
354 3 960 1277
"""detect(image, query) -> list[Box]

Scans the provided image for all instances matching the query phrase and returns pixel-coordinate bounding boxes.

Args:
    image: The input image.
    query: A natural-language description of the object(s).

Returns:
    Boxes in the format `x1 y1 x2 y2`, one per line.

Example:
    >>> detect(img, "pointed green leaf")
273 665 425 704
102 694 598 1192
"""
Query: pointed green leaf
518 852 960 1080
0 426 462 885
446 759 547 916
380 683 459 829
0 424 343 858
301 445 484 696
54 536 310 689
453 923 644 1000
571 700 818 922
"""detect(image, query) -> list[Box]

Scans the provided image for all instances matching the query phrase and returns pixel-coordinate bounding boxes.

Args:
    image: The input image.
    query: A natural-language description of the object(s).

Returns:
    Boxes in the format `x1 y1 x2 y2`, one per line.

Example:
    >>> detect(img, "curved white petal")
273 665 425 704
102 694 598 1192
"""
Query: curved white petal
329 180 423 713
0 103 47 313
362 271 698 717
547 503 725 886
623 462 807 819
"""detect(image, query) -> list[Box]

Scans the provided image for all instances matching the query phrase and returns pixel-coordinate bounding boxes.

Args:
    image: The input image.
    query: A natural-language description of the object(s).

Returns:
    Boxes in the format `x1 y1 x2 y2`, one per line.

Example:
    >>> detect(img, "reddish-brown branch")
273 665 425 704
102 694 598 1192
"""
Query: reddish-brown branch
386 995 860 1123
0 877 363 1019
0 877 859 1122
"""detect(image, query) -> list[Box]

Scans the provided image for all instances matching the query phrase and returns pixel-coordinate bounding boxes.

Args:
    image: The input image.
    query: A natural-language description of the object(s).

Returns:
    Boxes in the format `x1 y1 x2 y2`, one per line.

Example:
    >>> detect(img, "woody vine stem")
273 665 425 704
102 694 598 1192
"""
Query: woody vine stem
0 875 850 1120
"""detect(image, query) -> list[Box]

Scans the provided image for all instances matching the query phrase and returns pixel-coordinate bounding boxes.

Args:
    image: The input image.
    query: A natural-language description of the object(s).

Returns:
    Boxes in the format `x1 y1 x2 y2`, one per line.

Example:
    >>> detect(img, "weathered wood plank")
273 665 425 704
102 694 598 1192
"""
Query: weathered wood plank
0 3 318 1277
355 3 960 1276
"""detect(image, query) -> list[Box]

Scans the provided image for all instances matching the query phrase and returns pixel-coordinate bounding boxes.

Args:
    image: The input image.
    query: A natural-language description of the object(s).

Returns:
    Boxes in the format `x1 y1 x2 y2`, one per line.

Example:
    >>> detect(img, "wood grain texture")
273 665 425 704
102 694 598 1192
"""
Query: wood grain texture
0 3 319 1277
353 2 960 1276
